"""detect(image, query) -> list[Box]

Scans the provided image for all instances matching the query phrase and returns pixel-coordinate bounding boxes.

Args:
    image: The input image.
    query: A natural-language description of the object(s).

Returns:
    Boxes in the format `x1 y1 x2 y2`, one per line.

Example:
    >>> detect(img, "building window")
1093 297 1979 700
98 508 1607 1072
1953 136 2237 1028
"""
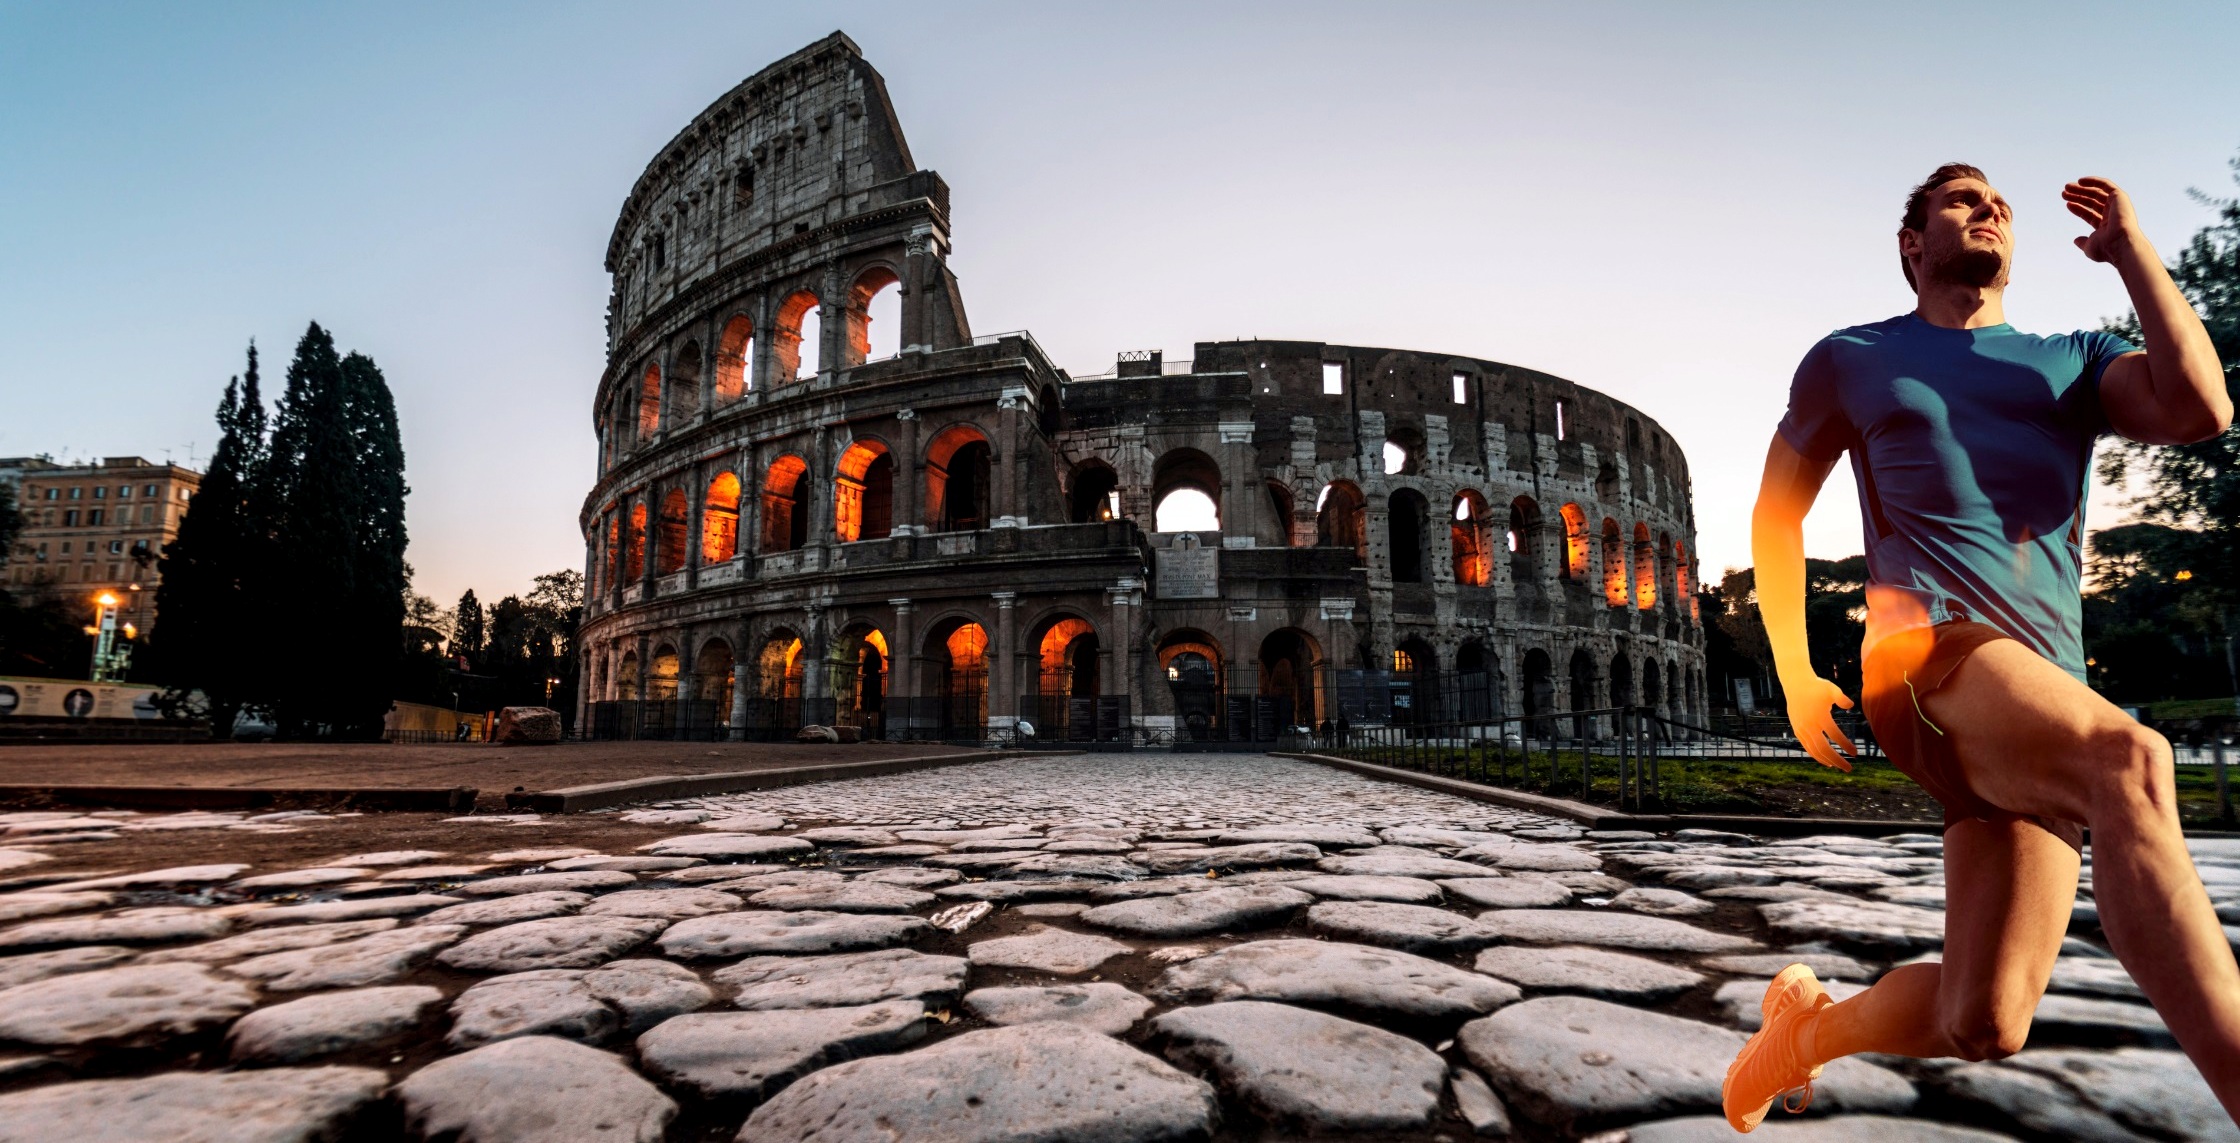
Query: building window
87 509 104 526
63 510 78 526
1555 400 1568 441
1322 362 1344 395
42 487 56 500
1452 371 1469 404
143 484 157 497
1393 648 1415 673
117 485 131 498
140 506 155 524
92 486 105 499
69 487 81 500
108 540 124 554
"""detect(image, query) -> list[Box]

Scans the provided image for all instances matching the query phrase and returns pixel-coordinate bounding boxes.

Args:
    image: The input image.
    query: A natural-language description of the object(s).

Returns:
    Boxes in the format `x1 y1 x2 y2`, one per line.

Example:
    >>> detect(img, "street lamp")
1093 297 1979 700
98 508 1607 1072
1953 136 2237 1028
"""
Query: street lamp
88 591 130 682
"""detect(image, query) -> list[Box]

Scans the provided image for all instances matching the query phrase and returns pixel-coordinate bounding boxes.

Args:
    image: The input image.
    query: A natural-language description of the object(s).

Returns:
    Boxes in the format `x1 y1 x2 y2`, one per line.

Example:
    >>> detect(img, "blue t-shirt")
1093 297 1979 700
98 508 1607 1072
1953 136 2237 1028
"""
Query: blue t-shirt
1777 313 2138 680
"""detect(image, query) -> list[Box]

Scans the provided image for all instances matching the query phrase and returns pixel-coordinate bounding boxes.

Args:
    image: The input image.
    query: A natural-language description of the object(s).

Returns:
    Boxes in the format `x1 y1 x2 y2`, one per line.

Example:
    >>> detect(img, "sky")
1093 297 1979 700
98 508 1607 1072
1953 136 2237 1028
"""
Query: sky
3 1 2235 606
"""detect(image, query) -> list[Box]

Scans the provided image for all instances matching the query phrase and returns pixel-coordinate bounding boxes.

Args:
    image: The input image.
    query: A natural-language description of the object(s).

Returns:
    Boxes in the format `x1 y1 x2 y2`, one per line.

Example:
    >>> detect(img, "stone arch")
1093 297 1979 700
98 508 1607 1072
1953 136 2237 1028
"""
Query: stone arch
831 621 890 734
637 362 662 441
1568 646 1598 714
773 289 822 382
1317 481 1366 556
1258 627 1322 728
1152 448 1222 533
925 423 993 532
761 456 810 552
1069 460 1120 524
835 439 895 542
694 638 736 724
648 643 682 701
1634 521 1658 610
1265 481 1296 548
702 472 742 562
1033 613 1101 699
1560 503 1591 581
1508 496 1541 584
844 264 903 367
923 616 990 733
714 314 753 403
1522 646 1555 725
616 647 640 700
1451 490 1491 586
655 488 690 576
1383 423 1424 476
1455 640 1500 721
1674 539 1694 612
1036 383 1063 437
754 630 806 723
1602 517 1627 606
1395 635 1437 723
1388 488 1429 584
1642 656 1663 714
625 500 648 581
1610 651 1634 707
1157 628 1224 741
603 512 621 593
668 340 703 425
1658 531 1676 610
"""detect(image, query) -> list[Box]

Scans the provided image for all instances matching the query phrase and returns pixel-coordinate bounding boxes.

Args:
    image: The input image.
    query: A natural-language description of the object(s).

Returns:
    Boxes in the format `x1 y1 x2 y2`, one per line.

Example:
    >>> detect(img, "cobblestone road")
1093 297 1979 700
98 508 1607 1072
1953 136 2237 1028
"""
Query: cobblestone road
0 753 2230 1142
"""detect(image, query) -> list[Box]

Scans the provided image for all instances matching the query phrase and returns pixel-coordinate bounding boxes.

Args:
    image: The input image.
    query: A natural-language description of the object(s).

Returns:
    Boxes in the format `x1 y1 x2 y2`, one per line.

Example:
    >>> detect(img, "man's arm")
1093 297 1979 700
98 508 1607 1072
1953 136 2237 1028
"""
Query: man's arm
2066 177 2233 445
1752 433 1857 770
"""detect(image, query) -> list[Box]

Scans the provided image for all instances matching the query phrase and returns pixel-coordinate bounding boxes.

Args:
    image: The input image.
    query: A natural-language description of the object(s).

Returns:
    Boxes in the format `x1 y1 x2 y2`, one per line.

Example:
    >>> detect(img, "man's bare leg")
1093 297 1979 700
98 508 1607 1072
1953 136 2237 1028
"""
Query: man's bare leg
1895 640 2240 1110
1804 815 2077 1062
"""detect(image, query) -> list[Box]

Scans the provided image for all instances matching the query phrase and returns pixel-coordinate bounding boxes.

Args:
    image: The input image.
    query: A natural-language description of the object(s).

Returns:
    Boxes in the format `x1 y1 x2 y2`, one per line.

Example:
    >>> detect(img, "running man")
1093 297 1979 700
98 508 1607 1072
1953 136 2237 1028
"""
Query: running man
1723 164 2235 1131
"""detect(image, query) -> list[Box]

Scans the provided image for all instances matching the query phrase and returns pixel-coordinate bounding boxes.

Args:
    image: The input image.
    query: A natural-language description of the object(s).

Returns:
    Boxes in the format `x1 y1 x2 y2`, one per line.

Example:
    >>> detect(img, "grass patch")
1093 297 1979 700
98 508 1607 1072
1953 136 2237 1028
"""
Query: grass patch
2149 697 2240 719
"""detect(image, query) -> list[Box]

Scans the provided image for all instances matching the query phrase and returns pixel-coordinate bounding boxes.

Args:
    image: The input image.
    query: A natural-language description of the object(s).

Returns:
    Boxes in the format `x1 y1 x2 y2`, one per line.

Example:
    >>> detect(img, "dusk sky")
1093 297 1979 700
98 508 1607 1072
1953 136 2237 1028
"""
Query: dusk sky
3 2 2235 607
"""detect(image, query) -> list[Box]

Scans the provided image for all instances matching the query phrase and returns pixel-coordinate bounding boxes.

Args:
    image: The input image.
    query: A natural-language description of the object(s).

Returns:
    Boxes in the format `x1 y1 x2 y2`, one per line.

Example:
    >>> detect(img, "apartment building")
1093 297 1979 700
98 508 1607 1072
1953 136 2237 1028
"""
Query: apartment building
4 456 202 633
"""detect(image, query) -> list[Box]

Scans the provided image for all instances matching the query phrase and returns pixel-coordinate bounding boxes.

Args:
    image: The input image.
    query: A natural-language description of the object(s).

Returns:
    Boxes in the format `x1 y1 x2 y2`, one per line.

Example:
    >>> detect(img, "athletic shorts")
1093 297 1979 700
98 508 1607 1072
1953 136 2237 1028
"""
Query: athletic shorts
1859 618 2085 855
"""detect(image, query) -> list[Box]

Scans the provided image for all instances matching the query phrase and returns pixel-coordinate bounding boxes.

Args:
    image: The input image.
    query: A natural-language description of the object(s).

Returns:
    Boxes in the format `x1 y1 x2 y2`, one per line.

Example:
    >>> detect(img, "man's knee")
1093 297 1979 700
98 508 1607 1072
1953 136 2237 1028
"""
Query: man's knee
1941 1001 2033 1061
2085 723 2176 815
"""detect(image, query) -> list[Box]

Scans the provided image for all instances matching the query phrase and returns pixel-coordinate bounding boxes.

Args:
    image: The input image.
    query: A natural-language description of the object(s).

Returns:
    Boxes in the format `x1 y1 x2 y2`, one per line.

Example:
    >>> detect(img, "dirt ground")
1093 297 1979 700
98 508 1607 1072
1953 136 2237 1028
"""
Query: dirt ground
0 740 969 801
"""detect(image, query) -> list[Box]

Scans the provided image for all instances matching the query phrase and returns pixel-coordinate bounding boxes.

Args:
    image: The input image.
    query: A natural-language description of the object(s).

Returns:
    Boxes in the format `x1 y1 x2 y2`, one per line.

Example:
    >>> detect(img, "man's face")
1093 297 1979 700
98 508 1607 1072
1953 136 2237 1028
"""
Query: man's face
1904 177 2013 290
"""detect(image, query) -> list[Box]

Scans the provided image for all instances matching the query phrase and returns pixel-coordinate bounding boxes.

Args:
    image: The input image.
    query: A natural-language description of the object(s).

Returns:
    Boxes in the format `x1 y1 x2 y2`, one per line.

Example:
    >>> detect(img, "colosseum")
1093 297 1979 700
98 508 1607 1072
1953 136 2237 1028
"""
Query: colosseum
578 33 1705 747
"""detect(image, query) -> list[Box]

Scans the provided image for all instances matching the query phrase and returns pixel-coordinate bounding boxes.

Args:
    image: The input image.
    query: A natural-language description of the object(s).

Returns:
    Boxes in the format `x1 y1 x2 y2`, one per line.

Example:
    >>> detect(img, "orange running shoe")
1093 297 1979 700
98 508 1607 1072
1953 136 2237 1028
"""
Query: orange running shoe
1721 962 1834 1132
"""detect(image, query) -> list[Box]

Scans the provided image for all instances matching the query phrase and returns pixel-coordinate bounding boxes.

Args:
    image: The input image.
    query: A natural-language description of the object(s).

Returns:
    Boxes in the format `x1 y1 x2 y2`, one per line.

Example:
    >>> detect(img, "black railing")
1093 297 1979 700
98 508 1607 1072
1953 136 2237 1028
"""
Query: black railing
1018 694 1133 746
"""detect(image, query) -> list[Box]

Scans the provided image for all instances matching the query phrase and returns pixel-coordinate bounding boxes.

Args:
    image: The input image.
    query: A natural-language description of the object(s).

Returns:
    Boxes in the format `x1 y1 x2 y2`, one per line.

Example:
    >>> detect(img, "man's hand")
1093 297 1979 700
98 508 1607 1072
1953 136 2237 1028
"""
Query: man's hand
1783 673 1858 772
2064 176 2145 265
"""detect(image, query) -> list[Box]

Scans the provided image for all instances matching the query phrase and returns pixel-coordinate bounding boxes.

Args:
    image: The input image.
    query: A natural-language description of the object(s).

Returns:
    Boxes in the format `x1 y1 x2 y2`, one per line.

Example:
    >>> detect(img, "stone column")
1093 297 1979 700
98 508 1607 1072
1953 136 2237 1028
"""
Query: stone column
739 449 762 562
893 409 920 535
729 621 752 736
1218 421 1258 545
802 604 829 708
685 464 705 587
888 598 916 736
995 392 1022 525
1110 577 1140 738
991 592 1018 735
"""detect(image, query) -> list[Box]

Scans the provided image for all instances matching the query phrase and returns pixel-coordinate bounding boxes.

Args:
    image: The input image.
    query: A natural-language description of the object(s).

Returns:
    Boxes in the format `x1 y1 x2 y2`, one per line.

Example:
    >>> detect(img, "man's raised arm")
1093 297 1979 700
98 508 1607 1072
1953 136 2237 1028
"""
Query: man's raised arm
1751 433 1857 770
2069 177 2233 445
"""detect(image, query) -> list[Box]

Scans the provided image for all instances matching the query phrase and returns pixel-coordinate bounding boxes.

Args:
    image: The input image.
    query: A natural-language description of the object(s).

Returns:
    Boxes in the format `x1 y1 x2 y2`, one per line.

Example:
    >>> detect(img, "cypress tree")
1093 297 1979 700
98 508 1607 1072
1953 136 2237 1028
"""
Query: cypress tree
455 589 485 668
340 349 409 732
153 343 267 734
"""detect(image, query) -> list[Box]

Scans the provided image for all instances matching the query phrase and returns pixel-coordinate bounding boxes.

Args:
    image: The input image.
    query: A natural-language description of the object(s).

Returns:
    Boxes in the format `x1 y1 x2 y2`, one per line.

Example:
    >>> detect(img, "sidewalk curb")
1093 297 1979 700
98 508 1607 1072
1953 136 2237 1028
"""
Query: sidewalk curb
1272 752 1626 824
519 749 1079 813
0 785 478 813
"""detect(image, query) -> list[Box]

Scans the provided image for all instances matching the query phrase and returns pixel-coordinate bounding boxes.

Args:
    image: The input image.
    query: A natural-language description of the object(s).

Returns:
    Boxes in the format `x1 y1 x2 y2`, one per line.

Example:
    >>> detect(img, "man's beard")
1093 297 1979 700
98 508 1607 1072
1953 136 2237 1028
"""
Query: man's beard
1924 237 2010 290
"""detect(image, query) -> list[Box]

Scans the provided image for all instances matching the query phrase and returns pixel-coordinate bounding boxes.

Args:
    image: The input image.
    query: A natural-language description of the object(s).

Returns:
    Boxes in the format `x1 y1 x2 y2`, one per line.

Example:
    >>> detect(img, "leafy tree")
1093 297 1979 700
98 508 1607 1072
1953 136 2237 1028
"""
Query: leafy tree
454 589 485 666
152 343 269 731
2083 523 2234 700
1704 557 1868 710
0 480 22 561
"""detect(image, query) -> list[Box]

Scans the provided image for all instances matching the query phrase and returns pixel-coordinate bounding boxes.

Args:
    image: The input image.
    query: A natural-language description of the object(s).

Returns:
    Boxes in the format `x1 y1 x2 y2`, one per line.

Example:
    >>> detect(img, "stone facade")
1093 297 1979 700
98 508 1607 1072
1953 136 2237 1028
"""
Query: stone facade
579 33 1704 743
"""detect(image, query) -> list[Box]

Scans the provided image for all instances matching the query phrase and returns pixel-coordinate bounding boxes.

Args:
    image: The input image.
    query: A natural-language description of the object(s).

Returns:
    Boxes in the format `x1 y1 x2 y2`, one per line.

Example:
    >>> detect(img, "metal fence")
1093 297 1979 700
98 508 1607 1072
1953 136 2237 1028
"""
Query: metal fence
1017 694 1133 747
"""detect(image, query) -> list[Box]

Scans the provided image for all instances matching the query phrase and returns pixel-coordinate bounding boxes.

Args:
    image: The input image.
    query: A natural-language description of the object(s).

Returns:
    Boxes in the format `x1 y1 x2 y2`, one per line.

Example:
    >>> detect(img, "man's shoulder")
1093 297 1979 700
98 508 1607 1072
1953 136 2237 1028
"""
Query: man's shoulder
1820 314 1915 350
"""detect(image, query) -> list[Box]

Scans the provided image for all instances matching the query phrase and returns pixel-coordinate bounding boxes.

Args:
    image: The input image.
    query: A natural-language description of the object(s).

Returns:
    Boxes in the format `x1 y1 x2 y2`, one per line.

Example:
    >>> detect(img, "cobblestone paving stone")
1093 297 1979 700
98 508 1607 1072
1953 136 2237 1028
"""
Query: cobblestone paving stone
0 754 2234 1140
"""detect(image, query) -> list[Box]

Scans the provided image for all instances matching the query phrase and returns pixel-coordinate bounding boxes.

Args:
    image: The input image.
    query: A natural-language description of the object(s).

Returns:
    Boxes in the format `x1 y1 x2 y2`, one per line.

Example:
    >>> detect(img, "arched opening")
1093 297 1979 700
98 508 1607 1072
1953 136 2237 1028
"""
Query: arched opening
1266 481 1296 547
1393 636 1436 724
847 267 902 365
1568 647 1598 723
761 456 809 553
834 440 894 542
702 473 741 563
1388 489 1429 583
1037 385 1062 437
1508 497 1541 584
1158 630 1223 741
832 625 889 737
925 425 992 532
1560 503 1591 581
1151 449 1222 533
774 290 822 382
603 513 620 593
1382 440 1410 475
1258 628 1320 728
755 633 805 728
1658 532 1676 611
1522 648 1554 732
1674 540 1694 612
1602 518 1627 606
1610 652 1635 708
1642 658 1663 714
1036 616 1100 699
1455 641 1499 721
695 640 735 726
617 649 640 700
1068 462 1120 524
625 502 648 581
637 363 662 440
926 619 989 734
715 315 753 403
1451 490 1490 586
1384 424 1423 475
1318 481 1367 557
655 489 689 575
648 646 681 702
668 342 703 425
1634 522 1658 610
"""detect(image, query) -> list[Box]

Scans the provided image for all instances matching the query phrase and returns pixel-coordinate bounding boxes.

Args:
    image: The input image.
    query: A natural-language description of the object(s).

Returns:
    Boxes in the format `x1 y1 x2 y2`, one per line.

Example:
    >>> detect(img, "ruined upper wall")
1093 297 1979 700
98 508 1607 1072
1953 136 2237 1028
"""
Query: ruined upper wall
603 33 940 342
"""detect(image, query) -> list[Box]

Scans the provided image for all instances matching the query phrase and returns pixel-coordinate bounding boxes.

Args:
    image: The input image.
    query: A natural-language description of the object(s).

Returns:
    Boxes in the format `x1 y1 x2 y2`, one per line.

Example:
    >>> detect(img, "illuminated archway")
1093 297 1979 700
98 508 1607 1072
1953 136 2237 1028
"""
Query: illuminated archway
715 315 753 403
1035 616 1100 699
925 619 989 731
1151 449 1221 533
637 363 661 440
761 456 809 552
835 440 894 542
648 645 681 702
757 633 804 702
1318 481 1366 556
702 473 741 563
1508 497 1541 583
1602 517 1627 606
655 489 688 576
1069 461 1120 523
846 266 902 365
774 290 821 382
925 425 992 532
1560 503 1590 581
1157 629 1223 741
1451 490 1490 586
1634 522 1657 609
695 640 735 725
832 624 889 733
616 649 640 699
625 501 648 581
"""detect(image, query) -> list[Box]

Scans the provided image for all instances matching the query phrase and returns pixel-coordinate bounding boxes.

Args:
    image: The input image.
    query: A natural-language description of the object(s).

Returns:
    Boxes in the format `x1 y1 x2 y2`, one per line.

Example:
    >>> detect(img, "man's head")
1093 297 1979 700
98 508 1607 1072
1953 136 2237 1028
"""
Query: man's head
1899 163 2012 293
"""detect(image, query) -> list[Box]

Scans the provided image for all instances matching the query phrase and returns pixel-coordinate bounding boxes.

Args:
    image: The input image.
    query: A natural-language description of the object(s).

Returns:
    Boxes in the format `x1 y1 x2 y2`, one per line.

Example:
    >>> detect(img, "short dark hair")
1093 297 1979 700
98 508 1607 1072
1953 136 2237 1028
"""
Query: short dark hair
1900 162 1989 289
